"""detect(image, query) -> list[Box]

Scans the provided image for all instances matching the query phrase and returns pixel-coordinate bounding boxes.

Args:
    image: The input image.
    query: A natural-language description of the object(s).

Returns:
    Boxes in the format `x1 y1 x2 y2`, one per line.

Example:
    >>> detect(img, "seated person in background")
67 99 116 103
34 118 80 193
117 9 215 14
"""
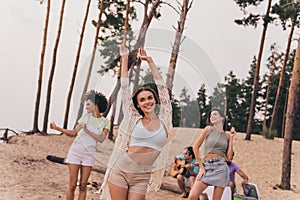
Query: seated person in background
227 153 249 198
171 146 199 198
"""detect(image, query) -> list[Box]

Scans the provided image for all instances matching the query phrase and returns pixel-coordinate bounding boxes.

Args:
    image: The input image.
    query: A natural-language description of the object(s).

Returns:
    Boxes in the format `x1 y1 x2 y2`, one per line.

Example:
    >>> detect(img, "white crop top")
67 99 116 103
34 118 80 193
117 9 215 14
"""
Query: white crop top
129 121 167 151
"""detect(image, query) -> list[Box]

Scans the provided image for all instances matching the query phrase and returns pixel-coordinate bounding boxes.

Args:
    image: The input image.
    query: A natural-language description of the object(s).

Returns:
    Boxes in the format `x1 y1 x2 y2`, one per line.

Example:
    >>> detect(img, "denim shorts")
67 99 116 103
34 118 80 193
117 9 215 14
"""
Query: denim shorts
200 157 229 188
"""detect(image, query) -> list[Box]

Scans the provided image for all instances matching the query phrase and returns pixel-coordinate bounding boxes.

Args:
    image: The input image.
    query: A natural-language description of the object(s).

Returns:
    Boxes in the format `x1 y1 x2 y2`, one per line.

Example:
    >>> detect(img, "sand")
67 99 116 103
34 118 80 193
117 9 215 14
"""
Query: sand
0 128 299 200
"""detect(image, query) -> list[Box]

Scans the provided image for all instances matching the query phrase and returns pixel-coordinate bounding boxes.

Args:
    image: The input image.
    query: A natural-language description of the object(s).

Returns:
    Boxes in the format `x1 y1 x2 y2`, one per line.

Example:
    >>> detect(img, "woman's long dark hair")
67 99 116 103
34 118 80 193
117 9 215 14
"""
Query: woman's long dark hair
132 86 159 116
206 107 227 131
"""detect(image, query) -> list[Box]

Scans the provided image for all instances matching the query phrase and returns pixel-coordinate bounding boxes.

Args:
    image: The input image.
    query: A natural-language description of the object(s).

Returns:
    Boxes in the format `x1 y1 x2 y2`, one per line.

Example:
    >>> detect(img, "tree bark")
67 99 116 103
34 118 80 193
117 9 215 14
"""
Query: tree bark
132 0 162 91
104 0 163 116
262 74 271 131
270 23 295 131
166 0 192 94
245 0 272 140
63 0 92 129
32 0 51 133
280 39 300 190
43 0 67 133
76 0 104 123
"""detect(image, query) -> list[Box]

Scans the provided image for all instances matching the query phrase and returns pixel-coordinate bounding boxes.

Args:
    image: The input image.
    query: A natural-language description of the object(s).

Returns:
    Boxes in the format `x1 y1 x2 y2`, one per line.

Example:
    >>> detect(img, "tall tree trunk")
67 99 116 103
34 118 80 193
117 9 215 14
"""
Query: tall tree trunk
63 0 92 129
280 39 300 190
103 79 121 118
32 0 51 134
132 0 162 91
103 78 121 139
103 1 165 134
166 0 192 94
42 0 67 133
76 0 104 123
262 74 271 131
280 89 289 138
104 0 162 116
270 23 295 131
105 0 130 139
245 0 272 140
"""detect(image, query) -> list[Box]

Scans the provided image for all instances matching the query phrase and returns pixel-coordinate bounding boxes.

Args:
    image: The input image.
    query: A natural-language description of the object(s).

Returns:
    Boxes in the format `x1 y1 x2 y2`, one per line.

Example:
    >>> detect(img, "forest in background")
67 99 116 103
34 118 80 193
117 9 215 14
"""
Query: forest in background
1 0 299 191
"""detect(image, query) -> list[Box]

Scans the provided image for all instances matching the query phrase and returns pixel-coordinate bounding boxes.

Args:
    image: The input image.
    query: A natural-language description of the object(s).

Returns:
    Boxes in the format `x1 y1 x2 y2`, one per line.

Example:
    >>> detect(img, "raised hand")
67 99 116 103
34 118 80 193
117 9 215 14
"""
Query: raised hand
50 121 57 130
137 48 151 62
230 127 236 138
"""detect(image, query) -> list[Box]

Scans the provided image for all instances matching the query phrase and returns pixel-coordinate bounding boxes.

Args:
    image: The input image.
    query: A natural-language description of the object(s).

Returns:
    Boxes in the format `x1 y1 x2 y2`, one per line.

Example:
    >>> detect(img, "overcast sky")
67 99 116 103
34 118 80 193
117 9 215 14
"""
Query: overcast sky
0 0 296 131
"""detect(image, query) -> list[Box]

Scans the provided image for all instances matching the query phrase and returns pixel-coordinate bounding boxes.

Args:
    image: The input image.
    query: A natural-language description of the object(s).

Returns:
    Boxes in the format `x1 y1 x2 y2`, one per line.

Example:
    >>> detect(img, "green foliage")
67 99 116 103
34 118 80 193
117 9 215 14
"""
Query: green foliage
262 127 277 139
262 47 294 136
197 84 210 128
234 13 261 27
234 0 264 9
224 71 244 130
234 0 274 28
261 44 283 129
95 0 165 75
236 57 256 132
210 83 226 112
94 1 138 75
171 96 181 127
271 0 300 30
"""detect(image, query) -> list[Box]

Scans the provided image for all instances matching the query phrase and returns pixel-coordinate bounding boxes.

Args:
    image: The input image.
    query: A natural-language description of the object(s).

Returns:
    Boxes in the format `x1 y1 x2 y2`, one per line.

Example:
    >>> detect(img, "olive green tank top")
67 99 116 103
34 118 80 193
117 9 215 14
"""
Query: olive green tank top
202 126 228 158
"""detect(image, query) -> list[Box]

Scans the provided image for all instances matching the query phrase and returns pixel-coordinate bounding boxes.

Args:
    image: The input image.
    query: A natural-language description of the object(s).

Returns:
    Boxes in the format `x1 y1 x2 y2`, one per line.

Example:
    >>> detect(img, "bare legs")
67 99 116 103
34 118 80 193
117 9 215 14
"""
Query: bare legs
78 166 92 200
188 179 225 200
66 164 92 200
177 174 189 196
188 180 209 200
108 182 146 200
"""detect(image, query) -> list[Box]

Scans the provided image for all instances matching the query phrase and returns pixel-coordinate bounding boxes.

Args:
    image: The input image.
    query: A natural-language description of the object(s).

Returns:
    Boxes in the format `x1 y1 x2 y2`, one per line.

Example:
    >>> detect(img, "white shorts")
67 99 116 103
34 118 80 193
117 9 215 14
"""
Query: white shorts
65 142 95 166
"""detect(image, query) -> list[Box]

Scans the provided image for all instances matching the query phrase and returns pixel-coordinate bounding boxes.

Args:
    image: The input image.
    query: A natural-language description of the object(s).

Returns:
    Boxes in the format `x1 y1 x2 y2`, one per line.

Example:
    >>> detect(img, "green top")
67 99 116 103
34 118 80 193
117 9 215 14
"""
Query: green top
73 113 110 147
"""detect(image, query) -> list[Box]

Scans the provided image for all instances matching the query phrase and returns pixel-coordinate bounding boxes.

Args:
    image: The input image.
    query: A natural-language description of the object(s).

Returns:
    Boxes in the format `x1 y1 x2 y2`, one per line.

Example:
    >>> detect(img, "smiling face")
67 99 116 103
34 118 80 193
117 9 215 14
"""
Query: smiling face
209 110 224 125
85 99 96 114
136 90 157 114
132 87 159 116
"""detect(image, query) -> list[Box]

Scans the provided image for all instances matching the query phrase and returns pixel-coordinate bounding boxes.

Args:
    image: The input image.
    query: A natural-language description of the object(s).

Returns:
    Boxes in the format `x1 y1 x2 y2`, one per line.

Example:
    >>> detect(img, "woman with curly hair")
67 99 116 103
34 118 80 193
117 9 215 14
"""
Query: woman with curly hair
50 90 110 200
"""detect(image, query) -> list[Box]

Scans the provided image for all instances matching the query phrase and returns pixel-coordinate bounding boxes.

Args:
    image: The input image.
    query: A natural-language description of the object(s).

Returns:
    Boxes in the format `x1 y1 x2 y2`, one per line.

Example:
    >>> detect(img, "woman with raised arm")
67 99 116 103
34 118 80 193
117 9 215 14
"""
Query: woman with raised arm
50 90 110 200
100 44 173 200
188 108 236 200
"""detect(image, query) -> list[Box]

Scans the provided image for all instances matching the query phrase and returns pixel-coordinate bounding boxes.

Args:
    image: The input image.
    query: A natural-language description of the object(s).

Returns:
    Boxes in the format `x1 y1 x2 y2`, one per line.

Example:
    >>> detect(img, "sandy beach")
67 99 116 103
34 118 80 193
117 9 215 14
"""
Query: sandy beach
0 128 299 200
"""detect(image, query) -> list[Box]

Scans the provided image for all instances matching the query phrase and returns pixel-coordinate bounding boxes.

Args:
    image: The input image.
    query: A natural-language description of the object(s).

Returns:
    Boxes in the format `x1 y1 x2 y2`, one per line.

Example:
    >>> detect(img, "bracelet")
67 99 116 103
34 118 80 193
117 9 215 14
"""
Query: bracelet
120 49 129 56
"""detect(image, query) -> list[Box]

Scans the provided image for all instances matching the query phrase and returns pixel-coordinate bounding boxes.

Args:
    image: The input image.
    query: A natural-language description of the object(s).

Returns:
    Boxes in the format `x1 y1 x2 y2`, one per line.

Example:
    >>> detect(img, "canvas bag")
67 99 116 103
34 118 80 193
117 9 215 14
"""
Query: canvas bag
233 183 259 200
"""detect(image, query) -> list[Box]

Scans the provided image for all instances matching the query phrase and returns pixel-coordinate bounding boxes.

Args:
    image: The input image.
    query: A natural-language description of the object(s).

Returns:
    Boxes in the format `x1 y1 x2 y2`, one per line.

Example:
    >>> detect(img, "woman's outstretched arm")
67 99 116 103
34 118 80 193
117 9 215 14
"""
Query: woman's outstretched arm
137 48 162 80
120 43 129 78
50 121 80 137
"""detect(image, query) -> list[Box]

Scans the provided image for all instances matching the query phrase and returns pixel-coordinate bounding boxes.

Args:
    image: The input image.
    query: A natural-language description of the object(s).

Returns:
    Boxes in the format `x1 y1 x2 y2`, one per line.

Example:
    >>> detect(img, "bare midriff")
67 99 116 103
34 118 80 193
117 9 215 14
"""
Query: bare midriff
128 146 158 153
127 146 160 165
204 153 223 159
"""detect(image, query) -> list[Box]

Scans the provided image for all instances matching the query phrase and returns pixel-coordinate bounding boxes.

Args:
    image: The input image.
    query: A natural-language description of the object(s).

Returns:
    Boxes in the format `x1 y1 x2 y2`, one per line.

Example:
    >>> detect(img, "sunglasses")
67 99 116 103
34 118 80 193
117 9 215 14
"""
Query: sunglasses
184 148 191 155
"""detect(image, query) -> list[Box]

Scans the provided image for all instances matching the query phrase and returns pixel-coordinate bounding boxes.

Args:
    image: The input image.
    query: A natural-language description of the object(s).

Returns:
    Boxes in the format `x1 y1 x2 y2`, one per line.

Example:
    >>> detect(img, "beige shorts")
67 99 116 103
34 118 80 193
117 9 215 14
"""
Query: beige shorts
109 168 151 195
108 152 157 195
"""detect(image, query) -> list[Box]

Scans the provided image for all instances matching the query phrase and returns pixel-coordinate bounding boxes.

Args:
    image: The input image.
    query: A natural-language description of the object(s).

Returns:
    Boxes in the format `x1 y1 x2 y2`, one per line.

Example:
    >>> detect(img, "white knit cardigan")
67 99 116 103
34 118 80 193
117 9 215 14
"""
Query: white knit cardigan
100 77 173 200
